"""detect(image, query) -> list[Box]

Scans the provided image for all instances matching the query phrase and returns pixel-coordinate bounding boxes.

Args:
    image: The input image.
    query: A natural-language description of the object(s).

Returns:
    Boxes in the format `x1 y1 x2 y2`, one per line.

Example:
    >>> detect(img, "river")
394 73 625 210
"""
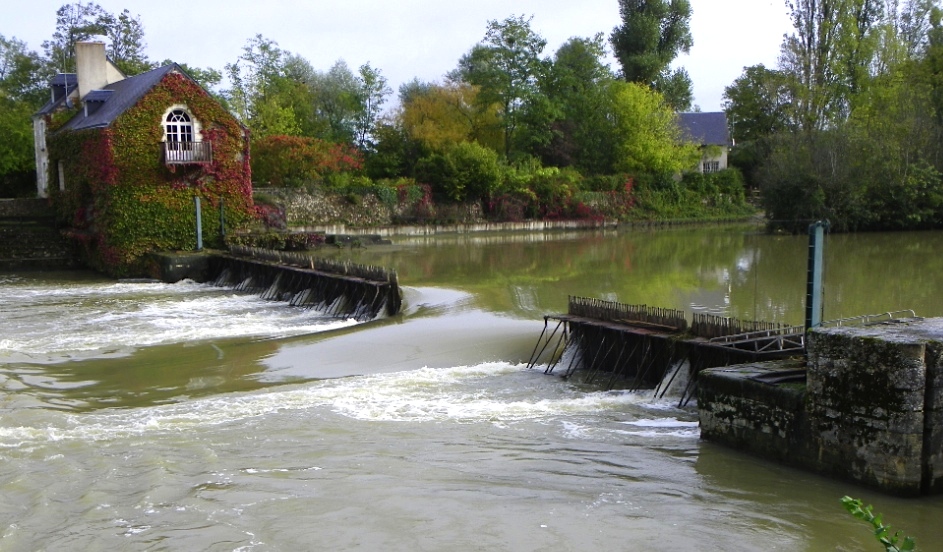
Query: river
2 224 942 551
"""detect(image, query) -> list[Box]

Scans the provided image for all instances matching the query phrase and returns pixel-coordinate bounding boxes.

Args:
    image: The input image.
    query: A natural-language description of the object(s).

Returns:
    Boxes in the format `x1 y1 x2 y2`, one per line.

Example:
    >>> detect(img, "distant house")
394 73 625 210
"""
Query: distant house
677 112 733 174
31 41 253 275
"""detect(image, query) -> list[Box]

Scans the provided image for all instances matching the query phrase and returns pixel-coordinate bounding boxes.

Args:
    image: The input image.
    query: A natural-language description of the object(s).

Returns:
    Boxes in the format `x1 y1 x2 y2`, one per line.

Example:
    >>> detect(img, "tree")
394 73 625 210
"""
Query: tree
540 34 618 173
779 0 886 129
608 81 700 175
610 0 694 110
398 82 502 153
0 35 50 196
308 60 362 144
224 35 314 139
722 64 799 186
101 9 151 75
355 63 392 151
723 64 799 144
224 34 285 123
42 2 108 72
0 35 51 106
452 15 549 159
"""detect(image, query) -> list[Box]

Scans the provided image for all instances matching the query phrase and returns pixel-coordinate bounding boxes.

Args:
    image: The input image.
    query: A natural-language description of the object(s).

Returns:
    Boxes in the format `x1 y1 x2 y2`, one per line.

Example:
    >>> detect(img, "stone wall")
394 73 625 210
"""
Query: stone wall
698 361 809 464
699 318 943 496
254 188 484 228
807 326 930 495
0 198 52 218
0 199 81 270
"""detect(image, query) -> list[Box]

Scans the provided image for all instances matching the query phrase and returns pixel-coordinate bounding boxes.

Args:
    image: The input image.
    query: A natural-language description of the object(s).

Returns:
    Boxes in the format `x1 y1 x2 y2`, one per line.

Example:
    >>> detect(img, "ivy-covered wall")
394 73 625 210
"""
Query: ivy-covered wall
47 70 254 276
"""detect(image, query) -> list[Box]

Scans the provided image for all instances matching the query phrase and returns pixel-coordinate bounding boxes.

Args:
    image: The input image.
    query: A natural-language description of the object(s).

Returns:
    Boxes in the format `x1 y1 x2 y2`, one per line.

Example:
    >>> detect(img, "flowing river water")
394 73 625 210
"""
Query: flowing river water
2 224 943 551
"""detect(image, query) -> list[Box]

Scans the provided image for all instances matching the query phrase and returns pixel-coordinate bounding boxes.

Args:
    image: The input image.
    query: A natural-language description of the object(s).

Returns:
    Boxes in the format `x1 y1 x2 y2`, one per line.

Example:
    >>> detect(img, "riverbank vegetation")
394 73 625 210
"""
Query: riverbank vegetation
725 0 943 233
8 3 943 233
0 1 754 229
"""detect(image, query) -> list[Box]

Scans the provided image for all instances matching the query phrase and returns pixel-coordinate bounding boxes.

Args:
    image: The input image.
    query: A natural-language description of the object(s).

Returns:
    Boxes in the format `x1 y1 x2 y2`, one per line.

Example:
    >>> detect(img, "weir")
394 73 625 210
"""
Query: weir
204 246 401 320
526 296 804 401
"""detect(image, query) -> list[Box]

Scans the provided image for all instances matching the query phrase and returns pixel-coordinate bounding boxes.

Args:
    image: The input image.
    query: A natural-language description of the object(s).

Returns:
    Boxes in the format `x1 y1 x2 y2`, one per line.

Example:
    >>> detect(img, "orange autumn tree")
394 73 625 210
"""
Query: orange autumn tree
251 135 364 187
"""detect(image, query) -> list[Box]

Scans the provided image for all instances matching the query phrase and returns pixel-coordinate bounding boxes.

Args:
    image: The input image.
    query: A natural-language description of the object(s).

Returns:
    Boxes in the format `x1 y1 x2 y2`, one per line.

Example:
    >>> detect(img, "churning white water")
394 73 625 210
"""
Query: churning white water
0 275 359 364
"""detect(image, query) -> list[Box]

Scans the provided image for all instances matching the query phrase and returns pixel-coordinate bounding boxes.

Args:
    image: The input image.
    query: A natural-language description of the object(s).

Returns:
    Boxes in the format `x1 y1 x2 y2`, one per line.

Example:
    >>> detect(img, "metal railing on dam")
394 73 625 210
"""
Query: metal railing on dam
526 296 806 400
208 246 401 321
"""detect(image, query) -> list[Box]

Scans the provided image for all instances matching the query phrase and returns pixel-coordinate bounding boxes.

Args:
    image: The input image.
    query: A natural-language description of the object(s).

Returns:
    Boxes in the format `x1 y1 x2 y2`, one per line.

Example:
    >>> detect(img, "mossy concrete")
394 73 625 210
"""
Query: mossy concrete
698 361 810 464
699 317 943 497
150 251 211 283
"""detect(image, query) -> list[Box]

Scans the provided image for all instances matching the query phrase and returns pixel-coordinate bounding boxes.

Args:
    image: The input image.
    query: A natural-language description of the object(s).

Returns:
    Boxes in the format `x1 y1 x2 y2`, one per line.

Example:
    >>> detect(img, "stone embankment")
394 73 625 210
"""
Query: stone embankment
256 187 618 236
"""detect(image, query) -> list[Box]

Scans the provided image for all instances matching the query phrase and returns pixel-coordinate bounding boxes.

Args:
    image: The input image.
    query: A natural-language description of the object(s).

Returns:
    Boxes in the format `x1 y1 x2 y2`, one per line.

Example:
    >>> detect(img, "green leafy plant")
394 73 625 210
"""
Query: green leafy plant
841 496 916 551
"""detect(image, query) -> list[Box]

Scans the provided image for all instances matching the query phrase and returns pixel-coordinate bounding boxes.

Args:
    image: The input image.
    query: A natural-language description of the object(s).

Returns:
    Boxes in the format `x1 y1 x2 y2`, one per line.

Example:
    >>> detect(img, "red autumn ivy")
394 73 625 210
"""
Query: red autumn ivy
46 68 256 276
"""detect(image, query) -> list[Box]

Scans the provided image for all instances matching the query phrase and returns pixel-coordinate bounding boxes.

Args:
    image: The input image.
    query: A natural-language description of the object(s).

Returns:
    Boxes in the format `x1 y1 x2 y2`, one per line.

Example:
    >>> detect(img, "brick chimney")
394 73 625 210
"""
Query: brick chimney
75 41 110 101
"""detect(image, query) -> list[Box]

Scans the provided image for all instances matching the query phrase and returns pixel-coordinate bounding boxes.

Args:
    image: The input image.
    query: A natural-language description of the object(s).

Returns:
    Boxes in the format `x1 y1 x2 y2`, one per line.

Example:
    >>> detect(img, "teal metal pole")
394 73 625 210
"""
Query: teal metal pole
195 196 203 251
805 221 827 331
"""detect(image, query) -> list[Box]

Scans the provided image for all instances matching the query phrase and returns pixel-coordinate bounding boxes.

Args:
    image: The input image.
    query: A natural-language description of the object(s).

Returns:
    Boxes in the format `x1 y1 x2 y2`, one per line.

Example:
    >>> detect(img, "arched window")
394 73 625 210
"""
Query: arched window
162 108 211 164
165 109 193 146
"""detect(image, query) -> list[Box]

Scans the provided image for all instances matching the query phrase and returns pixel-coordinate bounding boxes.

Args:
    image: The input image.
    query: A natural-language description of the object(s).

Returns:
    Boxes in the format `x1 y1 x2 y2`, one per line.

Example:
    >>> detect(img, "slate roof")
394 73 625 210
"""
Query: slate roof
35 73 78 117
678 112 731 147
59 64 179 132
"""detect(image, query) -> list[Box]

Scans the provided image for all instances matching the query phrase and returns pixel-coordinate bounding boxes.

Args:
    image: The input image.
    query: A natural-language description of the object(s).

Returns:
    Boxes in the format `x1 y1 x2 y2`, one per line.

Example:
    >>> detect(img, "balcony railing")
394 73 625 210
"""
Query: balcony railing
163 141 212 165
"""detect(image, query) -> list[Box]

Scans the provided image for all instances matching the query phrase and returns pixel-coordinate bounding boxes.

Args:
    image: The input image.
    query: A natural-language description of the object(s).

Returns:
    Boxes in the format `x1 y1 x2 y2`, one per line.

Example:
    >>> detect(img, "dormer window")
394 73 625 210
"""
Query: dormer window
162 107 211 164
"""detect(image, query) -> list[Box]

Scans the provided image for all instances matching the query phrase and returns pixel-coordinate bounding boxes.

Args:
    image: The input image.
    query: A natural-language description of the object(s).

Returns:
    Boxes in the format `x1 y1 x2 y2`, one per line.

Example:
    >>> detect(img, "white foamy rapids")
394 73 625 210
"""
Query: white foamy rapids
616 417 701 438
0 279 359 363
0 363 684 447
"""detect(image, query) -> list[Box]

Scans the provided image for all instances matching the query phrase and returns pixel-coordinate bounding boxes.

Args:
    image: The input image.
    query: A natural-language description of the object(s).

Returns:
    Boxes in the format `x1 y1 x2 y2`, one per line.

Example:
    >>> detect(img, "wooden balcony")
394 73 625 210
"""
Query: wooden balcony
163 141 212 165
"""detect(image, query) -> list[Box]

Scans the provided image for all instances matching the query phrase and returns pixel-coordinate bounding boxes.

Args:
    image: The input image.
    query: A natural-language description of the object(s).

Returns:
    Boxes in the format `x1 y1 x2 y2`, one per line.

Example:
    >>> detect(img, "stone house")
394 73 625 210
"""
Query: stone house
678 112 733 174
31 42 253 275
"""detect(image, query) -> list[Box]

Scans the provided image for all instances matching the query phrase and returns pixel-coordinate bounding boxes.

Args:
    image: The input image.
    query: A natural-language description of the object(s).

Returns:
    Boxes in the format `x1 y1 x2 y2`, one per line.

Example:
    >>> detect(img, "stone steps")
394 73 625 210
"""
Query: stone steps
0 218 81 270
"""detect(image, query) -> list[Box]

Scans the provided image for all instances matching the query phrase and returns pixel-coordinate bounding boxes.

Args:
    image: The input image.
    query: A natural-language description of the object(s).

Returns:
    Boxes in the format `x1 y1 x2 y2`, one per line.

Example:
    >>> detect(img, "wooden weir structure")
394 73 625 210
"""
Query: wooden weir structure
207 245 401 320
526 296 805 404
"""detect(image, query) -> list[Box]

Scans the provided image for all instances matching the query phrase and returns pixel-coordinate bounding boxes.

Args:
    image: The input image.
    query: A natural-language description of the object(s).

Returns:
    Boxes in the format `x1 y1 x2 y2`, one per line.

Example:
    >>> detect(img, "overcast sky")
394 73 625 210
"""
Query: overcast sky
5 0 793 111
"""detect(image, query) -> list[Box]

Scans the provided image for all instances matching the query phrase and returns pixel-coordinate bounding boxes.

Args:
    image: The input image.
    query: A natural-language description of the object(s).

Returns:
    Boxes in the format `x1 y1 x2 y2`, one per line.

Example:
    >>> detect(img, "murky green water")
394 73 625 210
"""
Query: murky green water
2 224 942 551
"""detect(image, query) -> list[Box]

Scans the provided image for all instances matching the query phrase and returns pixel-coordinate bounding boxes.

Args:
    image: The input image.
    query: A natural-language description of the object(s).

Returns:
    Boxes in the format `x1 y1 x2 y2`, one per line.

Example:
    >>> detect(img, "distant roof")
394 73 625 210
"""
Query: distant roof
678 112 731 146
59 64 179 132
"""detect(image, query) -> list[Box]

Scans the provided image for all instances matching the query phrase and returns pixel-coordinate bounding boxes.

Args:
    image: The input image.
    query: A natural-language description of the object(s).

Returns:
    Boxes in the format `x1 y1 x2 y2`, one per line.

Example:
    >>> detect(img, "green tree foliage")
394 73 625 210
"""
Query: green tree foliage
452 15 549 160
610 0 694 110
540 34 619 174
101 9 151 75
355 63 392 151
224 35 295 136
729 0 943 231
608 81 700 175
722 64 798 186
42 2 108 72
307 60 363 144
0 35 50 196
779 0 886 129
42 3 154 75
1 35 51 106
415 141 502 202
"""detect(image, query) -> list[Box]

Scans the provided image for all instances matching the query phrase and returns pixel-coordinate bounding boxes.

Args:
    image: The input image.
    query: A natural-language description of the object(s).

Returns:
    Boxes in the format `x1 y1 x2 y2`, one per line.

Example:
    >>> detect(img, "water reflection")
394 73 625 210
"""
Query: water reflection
318 225 943 324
